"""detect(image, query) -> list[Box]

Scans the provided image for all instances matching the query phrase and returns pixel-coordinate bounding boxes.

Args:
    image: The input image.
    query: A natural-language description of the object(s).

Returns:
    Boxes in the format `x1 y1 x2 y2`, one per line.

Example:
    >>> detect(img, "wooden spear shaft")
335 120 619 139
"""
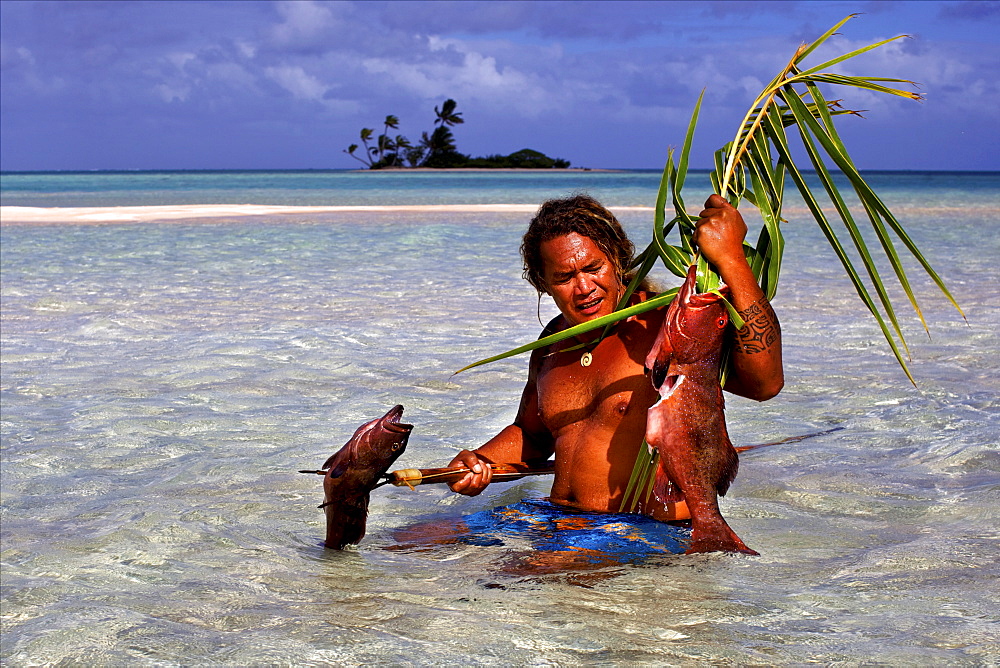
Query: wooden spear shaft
387 461 556 488
379 434 827 488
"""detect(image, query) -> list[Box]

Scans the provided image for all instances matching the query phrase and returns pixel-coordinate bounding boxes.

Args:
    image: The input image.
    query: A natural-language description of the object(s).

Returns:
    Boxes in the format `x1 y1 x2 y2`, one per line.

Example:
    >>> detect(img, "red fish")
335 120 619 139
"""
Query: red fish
644 265 758 555
321 405 413 549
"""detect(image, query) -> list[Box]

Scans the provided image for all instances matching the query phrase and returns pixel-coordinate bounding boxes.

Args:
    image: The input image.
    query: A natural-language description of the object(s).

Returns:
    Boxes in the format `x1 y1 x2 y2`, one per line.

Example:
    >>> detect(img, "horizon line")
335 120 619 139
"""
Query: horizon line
3 167 999 175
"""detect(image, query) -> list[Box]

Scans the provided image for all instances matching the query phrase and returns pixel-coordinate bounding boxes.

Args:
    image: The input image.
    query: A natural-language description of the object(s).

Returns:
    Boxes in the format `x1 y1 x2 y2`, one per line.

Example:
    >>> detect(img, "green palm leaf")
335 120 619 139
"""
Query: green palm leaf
458 14 965 515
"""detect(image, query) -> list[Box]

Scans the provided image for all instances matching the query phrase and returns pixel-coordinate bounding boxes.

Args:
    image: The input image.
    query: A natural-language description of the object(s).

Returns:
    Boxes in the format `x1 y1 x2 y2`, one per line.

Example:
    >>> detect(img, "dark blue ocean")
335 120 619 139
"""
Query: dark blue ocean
2 170 998 664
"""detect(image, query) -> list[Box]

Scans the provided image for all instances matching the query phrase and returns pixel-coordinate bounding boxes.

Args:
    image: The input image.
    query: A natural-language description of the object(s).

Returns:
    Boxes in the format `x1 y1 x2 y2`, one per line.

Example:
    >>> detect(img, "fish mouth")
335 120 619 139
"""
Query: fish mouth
677 265 729 307
686 292 725 308
381 405 413 434
661 374 684 398
670 266 729 341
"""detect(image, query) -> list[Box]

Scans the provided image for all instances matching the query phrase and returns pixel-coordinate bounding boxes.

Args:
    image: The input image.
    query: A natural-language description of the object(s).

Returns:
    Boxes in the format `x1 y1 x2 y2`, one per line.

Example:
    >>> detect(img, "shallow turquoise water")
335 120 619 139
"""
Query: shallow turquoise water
1 172 998 664
3 168 999 209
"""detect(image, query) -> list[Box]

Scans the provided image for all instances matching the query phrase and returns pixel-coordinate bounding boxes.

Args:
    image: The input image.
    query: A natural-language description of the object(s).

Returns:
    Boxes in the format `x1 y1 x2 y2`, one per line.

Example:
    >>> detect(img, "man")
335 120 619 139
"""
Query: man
447 194 783 521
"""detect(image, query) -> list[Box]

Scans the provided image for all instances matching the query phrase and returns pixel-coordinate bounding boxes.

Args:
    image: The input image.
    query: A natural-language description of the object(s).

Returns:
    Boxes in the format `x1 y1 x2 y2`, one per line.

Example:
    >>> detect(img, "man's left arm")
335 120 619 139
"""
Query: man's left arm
693 194 784 401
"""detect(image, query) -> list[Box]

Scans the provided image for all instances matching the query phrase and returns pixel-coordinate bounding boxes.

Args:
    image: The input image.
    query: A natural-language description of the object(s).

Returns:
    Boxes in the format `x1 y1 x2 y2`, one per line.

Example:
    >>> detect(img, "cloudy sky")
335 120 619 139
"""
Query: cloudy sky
1 0 997 171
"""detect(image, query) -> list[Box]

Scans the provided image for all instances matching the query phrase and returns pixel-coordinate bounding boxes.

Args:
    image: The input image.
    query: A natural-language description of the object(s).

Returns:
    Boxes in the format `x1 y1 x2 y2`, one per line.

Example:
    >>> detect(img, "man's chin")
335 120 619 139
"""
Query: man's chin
567 307 612 327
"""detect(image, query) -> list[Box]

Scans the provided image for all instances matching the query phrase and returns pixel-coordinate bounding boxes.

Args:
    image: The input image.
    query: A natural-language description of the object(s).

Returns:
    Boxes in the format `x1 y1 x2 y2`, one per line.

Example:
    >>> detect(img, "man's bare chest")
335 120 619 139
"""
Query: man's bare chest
534 334 655 435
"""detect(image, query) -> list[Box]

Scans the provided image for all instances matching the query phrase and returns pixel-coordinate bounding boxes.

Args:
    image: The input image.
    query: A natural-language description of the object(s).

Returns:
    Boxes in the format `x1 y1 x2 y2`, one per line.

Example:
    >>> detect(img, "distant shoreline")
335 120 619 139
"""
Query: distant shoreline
2 168 997 175
348 167 624 173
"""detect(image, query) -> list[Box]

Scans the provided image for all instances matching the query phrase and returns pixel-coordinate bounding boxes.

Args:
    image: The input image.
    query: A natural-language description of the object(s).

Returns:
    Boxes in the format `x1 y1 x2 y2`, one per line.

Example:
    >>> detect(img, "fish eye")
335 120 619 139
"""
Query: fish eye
717 317 727 328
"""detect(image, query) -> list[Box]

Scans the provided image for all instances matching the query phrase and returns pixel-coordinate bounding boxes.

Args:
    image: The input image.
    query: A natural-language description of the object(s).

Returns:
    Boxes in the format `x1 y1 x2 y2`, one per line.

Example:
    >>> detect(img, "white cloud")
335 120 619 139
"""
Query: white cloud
206 62 258 92
167 52 197 70
236 41 257 60
1 44 35 67
0 43 65 94
270 0 338 47
154 82 190 103
265 65 328 100
362 37 558 115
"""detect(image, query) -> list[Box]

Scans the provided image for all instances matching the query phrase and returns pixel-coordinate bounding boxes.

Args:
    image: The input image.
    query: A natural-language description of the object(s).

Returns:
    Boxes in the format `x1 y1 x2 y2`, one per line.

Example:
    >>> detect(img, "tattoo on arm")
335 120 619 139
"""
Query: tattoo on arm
734 299 779 354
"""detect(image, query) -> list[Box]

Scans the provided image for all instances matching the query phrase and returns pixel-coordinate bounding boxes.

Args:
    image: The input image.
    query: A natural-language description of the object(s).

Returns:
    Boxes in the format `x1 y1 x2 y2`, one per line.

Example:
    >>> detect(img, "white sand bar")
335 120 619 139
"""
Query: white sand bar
1 204 656 226
2 202 979 227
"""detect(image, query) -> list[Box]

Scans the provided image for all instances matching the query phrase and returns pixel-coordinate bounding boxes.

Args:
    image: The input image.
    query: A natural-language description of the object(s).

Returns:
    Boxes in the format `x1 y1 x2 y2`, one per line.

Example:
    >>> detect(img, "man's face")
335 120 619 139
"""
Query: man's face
539 232 622 328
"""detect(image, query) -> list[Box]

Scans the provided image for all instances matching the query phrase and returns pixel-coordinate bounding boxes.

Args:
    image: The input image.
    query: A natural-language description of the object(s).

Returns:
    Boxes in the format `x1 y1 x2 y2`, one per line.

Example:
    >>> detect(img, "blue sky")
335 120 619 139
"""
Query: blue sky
1 0 997 171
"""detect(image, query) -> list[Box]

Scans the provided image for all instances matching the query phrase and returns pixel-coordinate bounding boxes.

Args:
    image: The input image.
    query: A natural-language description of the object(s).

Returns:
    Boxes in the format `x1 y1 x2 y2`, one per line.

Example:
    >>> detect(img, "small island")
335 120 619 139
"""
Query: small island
344 99 571 170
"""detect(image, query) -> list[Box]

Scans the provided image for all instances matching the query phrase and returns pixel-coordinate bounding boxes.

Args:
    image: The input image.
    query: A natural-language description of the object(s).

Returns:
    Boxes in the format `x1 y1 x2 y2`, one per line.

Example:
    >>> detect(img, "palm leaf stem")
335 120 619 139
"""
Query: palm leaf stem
621 442 657 513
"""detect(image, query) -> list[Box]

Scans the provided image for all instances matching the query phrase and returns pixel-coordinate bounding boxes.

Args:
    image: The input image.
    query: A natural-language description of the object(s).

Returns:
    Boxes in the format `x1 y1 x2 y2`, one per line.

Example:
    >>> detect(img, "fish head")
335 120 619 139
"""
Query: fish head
665 265 730 364
352 404 413 472
324 405 413 486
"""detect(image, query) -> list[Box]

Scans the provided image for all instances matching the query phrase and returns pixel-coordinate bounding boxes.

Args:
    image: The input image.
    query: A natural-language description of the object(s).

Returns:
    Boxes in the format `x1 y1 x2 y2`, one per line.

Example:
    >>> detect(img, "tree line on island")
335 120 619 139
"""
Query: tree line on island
344 99 570 169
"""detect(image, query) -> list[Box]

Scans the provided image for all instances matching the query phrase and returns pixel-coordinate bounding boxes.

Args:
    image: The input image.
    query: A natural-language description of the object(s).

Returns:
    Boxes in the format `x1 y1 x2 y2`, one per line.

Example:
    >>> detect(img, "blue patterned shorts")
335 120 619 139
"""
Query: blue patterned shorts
458 499 690 563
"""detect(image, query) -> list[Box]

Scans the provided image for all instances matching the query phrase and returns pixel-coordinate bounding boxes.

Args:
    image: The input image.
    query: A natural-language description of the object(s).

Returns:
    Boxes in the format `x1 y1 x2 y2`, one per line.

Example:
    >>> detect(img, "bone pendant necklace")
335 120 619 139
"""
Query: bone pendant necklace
578 330 609 367
580 337 599 367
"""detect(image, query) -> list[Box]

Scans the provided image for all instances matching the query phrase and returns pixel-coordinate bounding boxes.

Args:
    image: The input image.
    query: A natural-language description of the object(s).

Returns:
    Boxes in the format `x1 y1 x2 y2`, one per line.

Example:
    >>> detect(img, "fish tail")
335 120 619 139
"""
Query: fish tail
687 530 759 556
687 506 758 556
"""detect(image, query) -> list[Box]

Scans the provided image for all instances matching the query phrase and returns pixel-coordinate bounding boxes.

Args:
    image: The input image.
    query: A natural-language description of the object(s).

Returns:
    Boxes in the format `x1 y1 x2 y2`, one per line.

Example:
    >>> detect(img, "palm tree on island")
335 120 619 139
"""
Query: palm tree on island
434 99 464 128
344 99 569 169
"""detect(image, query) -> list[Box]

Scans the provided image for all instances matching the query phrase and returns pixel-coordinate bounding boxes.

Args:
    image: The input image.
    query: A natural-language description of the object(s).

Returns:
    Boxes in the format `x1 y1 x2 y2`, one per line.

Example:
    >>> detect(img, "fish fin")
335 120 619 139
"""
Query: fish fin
687 508 757 556
328 462 350 479
322 448 352 478
652 460 683 505
716 442 740 497
339 496 370 546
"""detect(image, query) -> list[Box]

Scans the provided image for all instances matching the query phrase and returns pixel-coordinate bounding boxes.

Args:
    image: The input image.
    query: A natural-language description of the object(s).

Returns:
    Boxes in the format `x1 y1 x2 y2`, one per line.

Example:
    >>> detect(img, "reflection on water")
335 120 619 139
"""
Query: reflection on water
1 205 998 664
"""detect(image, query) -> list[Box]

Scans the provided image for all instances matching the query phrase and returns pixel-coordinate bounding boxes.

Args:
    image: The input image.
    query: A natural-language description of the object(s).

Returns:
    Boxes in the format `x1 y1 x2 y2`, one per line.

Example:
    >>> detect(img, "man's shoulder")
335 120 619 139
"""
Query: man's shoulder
539 315 564 339
627 290 666 320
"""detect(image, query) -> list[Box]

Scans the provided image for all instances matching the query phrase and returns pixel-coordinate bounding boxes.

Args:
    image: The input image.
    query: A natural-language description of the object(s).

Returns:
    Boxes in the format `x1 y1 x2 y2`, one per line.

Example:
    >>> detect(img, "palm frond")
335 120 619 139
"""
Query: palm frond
457 15 961 382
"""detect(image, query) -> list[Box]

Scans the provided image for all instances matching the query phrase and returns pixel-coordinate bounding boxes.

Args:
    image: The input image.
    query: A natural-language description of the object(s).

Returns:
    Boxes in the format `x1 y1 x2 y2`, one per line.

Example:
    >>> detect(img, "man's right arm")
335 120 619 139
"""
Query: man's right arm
693 194 784 401
449 351 554 496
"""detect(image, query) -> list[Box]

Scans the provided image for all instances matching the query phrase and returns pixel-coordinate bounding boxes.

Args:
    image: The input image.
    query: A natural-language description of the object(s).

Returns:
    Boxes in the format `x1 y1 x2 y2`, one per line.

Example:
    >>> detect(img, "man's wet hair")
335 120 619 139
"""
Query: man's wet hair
521 194 635 294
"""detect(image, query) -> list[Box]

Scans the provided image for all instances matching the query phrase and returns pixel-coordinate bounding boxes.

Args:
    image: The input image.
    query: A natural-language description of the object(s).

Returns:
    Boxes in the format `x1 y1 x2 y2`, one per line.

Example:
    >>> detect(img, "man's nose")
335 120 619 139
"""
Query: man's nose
574 274 595 294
